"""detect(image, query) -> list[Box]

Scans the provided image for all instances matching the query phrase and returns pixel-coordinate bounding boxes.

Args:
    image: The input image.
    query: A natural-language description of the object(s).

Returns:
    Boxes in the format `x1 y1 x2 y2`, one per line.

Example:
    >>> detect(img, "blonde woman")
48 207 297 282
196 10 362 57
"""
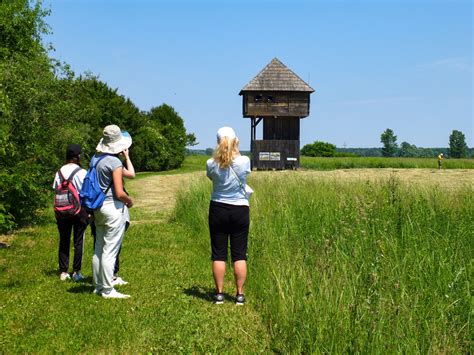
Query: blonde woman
206 127 251 305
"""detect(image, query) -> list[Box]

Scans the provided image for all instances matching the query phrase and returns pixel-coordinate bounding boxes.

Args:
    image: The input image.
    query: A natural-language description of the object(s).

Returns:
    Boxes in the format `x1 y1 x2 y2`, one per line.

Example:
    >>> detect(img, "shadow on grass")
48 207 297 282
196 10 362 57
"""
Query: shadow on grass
183 286 214 302
1 280 22 289
81 276 93 284
67 284 95 294
183 286 235 302
44 269 58 277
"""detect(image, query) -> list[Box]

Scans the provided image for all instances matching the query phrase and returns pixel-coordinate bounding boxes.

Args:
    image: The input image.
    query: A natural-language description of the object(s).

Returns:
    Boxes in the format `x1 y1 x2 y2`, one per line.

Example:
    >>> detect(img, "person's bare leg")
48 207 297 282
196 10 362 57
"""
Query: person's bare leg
212 261 226 293
233 260 247 295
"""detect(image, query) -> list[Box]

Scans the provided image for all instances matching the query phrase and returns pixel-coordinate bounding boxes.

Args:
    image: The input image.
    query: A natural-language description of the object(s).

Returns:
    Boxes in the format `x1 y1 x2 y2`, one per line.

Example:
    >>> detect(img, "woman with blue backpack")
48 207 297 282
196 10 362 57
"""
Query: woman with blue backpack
89 146 135 287
88 125 134 299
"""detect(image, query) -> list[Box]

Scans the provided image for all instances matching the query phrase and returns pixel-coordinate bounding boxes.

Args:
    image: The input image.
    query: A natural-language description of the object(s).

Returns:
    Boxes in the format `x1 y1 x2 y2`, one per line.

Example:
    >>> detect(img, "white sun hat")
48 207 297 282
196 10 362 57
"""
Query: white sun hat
96 124 132 154
216 126 237 142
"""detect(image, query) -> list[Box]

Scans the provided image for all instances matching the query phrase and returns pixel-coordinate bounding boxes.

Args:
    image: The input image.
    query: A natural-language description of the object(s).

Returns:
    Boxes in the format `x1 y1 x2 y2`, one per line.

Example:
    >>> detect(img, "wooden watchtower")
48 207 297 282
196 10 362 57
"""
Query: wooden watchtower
239 58 315 169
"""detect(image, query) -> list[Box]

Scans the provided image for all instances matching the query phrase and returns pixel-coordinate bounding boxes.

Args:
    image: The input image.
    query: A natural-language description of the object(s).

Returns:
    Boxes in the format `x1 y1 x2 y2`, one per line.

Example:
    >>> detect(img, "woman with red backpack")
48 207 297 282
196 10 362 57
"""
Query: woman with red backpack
52 144 89 282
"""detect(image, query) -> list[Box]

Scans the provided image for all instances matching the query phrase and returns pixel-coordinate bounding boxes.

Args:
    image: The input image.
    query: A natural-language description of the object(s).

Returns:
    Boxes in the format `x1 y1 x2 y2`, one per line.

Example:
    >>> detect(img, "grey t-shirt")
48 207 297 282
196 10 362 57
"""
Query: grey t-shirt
96 155 123 202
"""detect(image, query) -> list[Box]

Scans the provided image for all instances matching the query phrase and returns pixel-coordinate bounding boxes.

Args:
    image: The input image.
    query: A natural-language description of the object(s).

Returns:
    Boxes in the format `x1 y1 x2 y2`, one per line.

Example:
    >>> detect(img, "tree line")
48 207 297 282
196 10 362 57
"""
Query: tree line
0 1 196 232
301 129 471 158
380 128 469 158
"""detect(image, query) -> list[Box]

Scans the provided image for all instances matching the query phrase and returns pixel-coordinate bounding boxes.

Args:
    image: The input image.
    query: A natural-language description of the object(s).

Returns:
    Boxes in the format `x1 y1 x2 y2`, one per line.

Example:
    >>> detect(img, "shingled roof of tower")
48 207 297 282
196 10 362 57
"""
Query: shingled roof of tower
239 58 315 94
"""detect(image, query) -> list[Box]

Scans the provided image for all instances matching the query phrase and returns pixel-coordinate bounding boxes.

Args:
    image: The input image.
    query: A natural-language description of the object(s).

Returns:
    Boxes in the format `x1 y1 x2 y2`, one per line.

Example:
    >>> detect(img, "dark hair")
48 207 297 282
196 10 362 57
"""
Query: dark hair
66 144 82 160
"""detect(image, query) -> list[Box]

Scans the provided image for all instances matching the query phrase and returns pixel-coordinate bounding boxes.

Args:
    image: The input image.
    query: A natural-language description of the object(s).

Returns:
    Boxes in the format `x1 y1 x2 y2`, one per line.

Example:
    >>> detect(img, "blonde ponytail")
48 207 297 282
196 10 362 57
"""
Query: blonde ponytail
213 137 240 168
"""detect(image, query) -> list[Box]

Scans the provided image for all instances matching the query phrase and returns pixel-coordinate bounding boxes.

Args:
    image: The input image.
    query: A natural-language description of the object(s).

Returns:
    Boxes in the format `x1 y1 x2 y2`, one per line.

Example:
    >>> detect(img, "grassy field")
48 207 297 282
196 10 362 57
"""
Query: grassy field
175 172 473 353
1 158 472 352
0 172 270 353
301 156 474 170
180 154 474 170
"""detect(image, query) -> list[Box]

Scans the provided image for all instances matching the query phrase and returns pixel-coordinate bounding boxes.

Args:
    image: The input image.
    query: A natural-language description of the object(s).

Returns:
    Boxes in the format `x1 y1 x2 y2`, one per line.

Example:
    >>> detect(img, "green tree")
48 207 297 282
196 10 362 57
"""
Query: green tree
0 0 59 231
380 128 398 157
132 125 170 171
448 130 468 158
147 104 187 169
399 141 417 157
186 133 198 147
301 141 336 157
0 0 195 232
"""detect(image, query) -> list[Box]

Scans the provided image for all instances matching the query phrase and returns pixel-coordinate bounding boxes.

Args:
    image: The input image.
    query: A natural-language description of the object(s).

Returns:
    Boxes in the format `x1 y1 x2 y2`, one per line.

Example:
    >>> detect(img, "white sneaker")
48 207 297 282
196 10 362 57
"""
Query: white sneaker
93 289 102 296
112 276 129 286
60 272 71 281
101 289 131 299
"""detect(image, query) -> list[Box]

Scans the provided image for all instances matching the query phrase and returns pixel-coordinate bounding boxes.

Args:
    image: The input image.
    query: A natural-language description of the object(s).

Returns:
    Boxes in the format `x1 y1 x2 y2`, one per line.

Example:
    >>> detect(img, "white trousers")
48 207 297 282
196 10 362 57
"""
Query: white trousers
92 199 129 293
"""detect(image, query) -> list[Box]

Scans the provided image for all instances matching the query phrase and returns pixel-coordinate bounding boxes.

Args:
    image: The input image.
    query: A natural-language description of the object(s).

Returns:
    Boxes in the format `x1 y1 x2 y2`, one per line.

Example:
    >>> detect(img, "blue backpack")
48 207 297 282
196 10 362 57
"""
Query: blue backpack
80 154 112 210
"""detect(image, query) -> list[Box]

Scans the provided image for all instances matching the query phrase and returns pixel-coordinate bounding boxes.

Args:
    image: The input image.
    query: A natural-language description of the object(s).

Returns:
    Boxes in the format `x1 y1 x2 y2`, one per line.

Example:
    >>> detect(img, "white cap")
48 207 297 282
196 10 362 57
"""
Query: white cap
216 126 236 142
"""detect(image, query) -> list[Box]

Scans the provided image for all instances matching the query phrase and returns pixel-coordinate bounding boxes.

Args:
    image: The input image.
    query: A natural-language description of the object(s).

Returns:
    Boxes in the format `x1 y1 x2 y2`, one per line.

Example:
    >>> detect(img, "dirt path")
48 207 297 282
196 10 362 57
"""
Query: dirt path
127 172 203 223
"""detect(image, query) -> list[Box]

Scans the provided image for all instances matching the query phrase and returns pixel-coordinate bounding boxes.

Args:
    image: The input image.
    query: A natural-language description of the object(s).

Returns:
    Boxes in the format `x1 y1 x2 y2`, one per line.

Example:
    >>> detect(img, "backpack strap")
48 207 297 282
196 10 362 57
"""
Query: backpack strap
91 153 111 167
229 165 245 190
104 182 113 195
67 166 82 181
58 166 82 183
58 169 65 183
91 154 113 194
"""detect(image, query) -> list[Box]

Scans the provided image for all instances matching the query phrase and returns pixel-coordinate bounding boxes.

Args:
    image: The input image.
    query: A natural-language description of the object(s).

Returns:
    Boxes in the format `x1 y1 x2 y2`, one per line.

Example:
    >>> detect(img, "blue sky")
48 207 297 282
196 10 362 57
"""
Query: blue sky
44 0 472 150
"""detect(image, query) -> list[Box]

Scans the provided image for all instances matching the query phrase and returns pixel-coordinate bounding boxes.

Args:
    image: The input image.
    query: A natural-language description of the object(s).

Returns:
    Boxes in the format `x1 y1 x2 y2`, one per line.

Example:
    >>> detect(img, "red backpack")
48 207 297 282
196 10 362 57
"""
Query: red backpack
54 167 82 218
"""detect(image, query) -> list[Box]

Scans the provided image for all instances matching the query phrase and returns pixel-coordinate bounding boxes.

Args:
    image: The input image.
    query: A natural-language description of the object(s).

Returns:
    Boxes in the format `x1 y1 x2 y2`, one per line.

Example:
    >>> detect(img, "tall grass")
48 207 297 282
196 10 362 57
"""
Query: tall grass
173 174 472 353
301 156 474 170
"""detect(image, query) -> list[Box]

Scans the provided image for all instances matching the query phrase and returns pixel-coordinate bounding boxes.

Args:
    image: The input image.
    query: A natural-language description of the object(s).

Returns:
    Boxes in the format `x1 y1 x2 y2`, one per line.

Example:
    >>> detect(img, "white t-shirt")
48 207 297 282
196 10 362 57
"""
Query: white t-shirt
52 163 87 192
206 155 251 206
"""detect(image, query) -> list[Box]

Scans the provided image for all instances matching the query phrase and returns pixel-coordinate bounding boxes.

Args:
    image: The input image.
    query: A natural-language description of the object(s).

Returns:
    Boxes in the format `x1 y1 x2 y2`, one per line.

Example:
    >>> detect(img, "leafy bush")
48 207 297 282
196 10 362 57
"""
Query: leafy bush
0 1 194 232
146 104 187 169
301 141 336 157
132 126 170 171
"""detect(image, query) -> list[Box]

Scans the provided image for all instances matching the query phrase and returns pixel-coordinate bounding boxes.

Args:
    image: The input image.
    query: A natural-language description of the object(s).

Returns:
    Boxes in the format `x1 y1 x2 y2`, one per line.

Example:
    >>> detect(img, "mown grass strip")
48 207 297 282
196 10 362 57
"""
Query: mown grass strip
0 171 271 353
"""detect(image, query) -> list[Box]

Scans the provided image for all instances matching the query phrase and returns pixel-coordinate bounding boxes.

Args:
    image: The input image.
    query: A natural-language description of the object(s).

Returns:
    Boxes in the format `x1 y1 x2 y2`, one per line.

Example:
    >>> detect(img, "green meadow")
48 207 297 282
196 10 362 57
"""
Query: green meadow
1 157 472 352
300 156 474 170
175 172 472 353
184 154 474 170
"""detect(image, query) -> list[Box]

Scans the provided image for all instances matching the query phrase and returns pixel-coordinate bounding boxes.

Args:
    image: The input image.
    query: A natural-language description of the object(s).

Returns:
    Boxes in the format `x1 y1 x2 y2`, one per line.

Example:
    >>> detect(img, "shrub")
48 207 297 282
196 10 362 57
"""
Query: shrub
301 141 336 157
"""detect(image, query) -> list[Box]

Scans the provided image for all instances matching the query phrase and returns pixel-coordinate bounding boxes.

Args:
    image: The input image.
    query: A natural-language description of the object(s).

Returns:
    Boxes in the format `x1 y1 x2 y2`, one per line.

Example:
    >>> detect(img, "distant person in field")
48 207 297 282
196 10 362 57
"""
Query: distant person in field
206 127 251 305
52 144 89 282
92 125 134 299
90 147 135 287
438 153 444 169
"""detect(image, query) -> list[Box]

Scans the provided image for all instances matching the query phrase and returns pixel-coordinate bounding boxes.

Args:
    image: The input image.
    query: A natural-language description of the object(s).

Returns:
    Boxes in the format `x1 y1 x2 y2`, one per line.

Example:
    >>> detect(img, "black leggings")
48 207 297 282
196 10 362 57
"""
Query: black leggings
209 201 249 262
56 209 89 273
